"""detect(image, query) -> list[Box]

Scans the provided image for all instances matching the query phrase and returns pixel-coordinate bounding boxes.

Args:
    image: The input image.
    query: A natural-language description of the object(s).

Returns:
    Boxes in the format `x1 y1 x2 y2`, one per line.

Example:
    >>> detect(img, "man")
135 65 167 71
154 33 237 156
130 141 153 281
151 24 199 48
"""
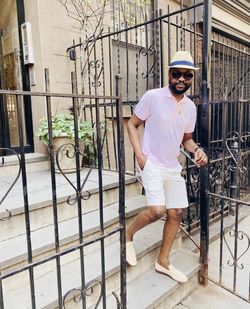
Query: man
126 51 208 283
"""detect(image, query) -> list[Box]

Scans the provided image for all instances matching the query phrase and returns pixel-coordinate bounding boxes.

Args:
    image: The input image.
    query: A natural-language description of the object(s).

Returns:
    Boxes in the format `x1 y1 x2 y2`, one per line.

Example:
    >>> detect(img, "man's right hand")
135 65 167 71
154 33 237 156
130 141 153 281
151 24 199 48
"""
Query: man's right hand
137 155 148 170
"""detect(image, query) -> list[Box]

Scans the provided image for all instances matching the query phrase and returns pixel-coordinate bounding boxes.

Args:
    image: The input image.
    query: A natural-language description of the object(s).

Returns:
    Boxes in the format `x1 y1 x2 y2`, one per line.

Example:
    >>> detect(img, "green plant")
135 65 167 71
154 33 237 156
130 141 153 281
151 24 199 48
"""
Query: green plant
36 114 94 147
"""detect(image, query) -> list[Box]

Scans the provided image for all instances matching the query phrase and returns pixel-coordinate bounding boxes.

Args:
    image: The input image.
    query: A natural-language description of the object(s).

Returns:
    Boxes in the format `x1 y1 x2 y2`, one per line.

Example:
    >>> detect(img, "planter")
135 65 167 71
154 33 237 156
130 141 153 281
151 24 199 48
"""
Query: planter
36 114 94 174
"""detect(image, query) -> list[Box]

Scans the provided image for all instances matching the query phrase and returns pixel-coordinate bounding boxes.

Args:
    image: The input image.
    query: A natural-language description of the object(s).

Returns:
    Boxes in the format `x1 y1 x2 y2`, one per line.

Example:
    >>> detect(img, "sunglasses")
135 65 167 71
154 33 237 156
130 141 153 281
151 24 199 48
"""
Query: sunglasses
171 71 194 81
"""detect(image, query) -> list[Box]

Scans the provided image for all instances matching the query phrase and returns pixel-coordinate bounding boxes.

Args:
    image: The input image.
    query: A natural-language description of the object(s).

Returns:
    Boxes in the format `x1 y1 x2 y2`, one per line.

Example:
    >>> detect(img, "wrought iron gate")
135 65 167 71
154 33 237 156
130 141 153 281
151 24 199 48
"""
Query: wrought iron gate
0 71 126 308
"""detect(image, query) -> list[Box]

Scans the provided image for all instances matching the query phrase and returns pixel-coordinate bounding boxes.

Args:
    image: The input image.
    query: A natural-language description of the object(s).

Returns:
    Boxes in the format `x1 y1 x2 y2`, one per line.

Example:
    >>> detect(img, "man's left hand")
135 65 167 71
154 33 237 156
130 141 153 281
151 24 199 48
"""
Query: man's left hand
194 148 208 167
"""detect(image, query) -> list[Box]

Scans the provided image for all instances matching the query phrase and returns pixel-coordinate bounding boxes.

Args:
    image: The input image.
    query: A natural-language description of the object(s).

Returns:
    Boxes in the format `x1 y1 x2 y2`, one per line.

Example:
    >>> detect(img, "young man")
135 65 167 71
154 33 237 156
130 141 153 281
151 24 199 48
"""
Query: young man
126 51 208 283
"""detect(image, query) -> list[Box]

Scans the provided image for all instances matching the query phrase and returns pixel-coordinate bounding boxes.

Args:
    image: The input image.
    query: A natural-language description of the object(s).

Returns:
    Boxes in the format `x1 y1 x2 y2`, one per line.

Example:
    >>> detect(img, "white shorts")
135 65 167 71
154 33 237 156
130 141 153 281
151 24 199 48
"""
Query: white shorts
139 159 189 209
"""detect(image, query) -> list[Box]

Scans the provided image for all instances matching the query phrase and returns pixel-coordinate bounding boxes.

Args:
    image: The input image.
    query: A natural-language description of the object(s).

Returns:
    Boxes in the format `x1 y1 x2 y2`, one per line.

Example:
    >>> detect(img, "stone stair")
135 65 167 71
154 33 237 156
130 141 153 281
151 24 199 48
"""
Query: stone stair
0 156 201 309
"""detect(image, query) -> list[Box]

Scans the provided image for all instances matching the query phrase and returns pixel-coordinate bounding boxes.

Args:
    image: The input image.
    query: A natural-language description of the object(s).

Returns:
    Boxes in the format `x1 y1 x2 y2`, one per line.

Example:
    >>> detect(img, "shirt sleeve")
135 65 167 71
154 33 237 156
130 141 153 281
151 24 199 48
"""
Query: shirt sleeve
134 91 152 121
185 105 197 133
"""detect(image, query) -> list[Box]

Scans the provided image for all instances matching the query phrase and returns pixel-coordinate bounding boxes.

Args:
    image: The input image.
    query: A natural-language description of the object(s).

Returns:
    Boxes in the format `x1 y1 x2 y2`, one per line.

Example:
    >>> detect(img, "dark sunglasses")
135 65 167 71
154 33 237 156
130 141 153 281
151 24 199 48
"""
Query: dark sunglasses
171 71 194 81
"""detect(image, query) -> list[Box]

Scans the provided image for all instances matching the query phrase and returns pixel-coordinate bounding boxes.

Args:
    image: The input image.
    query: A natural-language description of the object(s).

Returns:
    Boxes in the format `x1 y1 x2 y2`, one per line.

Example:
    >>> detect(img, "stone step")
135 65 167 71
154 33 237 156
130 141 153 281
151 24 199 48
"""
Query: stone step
1 219 183 309
0 153 50 176
102 250 200 309
0 195 147 273
0 168 141 241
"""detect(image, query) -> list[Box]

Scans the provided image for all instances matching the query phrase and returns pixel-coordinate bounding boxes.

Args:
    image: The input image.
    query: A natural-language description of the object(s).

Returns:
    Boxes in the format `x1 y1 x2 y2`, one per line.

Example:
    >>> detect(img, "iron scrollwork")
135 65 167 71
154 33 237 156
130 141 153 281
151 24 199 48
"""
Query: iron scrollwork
0 148 21 221
112 291 123 309
223 226 250 269
139 44 157 79
55 143 92 206
63 280 103 309
89 60 103 88
226 131 247 173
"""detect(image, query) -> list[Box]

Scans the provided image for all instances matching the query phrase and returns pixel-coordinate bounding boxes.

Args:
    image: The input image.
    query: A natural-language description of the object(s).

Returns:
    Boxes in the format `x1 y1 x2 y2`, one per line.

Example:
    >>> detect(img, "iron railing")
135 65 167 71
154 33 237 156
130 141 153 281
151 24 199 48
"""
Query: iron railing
0 71 125 309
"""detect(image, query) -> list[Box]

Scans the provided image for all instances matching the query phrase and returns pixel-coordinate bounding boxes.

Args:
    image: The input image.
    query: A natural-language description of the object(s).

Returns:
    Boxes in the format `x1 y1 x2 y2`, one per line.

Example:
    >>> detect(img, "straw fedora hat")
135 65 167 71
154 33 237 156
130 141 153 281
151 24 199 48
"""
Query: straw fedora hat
169 51 199 70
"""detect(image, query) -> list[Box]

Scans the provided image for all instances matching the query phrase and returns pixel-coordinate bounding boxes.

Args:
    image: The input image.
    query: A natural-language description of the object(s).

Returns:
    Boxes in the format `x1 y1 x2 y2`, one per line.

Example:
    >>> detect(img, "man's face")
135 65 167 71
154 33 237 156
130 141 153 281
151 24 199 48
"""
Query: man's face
169 68 194 95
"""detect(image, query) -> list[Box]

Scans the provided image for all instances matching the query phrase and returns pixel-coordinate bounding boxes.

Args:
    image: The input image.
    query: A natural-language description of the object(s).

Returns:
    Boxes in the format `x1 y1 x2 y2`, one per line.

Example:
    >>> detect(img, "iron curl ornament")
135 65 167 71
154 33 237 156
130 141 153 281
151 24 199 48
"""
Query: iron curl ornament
89 60 103 88
223 226 250 269
139 44 157 79
55 143 92 206
63 280 102 309
0 148 21 221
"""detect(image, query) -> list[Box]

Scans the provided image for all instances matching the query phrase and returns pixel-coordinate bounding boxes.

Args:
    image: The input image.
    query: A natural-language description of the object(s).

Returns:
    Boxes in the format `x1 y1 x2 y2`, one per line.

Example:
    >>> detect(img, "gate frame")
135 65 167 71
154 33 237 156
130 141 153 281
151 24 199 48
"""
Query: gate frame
199 0 212 286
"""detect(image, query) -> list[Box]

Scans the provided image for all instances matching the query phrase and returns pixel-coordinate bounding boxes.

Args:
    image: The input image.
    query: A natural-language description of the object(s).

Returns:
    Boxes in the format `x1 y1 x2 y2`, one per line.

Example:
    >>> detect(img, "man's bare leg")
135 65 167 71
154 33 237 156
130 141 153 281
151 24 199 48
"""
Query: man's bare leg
126 206 165 241
157 208 183 268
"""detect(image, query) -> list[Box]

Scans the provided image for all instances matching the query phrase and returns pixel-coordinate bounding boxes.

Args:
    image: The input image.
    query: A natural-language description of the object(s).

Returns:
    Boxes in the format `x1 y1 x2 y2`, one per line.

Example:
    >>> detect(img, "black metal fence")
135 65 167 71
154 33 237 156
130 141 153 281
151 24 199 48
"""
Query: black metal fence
0 71 126 309
208 193 250 302
67 1 250 229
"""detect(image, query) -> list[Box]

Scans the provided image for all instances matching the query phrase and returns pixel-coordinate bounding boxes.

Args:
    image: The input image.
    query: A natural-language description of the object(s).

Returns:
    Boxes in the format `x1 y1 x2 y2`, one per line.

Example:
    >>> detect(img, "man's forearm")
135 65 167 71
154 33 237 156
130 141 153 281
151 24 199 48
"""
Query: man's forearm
127 123 144 161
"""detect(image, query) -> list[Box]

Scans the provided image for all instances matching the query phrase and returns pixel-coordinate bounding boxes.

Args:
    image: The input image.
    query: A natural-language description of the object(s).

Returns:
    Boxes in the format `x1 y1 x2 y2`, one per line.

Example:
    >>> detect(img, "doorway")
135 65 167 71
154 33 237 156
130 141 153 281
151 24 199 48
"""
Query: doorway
0 0 33 154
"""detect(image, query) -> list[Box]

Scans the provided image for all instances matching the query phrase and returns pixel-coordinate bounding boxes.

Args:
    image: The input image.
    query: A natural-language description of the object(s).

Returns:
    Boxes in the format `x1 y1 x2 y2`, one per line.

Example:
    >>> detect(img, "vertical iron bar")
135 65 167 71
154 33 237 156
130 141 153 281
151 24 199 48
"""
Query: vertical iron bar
233 202 239 292
219 198 224 285
134 18 139 175
167 5 171 65
145 15 149 91
71 71 86 309
44 69 63 308
199 0 212 287
135 17 139 101
212 40 215 102
125 22 129 105
154 9 159 88
16 94 36 308
108 29 118 171
0 269 4 309
186 159 192 232
193 0 197 95
176 16 179 51
96 96 106 309
87 43 94 124
180 0 183 50
101 37 111 169
159 9 164 88
94 42 107 309
115 75 126 308
219 96 227 285
117 31 121 75
248 271 250 302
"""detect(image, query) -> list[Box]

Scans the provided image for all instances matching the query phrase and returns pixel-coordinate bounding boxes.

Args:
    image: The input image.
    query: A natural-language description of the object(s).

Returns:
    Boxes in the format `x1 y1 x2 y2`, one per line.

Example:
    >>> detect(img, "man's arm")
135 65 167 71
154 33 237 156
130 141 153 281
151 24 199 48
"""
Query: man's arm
182 133 208 167
127 114 147 170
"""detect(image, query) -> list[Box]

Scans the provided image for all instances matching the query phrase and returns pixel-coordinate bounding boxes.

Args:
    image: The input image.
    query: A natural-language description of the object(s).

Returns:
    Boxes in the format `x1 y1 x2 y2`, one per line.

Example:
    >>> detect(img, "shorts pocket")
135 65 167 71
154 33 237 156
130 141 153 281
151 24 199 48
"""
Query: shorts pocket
139 158 150 172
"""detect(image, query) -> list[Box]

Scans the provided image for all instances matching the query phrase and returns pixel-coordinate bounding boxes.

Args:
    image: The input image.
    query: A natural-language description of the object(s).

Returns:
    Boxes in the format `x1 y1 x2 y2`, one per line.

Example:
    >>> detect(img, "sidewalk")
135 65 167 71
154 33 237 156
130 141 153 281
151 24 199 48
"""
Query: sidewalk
176 205 250 309
174 281 250 309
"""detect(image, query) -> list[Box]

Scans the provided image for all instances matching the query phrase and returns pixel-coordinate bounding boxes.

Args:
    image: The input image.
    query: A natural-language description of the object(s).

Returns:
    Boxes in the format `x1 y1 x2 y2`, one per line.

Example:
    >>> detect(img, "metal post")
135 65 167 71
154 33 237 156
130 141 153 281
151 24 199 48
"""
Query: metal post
115 75 126 308
229 140 239 214
198 0 212 287
71 71 86 309
44 69 63 308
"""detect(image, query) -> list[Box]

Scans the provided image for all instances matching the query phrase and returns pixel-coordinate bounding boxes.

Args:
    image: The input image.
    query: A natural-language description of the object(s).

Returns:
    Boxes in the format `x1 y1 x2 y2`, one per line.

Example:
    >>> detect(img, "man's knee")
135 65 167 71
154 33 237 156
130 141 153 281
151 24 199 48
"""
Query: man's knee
167 208 183 222
147 206 166 220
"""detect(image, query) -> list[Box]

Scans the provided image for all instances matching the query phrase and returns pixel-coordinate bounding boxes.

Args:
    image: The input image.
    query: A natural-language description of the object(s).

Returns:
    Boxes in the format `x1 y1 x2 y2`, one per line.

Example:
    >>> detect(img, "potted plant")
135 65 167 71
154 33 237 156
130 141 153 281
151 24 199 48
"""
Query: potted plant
36 114 94 173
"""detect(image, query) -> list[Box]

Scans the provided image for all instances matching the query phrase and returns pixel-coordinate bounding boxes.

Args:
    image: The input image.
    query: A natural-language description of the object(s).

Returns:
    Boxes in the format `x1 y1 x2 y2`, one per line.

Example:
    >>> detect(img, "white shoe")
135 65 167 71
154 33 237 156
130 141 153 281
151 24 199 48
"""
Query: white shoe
155 262 188 283
126 241 137 266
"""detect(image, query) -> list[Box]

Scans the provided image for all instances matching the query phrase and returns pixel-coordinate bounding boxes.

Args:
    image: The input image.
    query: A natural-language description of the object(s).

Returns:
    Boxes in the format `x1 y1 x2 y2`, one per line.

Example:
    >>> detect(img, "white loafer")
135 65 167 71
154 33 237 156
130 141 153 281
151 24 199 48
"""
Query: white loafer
126 241 137 266
155 262 188 283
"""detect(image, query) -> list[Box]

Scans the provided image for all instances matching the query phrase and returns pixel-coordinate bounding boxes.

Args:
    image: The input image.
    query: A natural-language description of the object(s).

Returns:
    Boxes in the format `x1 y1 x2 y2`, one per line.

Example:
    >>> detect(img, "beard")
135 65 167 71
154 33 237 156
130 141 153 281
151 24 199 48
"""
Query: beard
169 81 190 95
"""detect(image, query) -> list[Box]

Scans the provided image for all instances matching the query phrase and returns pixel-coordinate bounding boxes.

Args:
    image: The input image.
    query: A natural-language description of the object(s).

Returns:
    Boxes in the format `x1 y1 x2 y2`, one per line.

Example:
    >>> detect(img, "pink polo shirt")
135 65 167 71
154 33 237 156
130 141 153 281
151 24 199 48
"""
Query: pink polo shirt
134 86 197 168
